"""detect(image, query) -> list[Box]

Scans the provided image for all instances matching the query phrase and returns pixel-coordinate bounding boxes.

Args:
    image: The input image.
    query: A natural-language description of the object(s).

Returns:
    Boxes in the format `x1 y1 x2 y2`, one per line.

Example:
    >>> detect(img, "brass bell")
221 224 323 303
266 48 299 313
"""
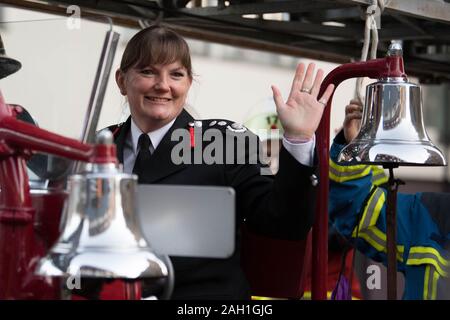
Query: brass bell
36 130 168 280
338 43 446 167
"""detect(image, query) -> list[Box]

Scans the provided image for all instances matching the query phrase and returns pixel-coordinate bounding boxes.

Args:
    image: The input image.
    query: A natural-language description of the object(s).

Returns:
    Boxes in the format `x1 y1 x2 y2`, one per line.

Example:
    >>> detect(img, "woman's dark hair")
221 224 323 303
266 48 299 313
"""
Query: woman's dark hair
119 25 192 78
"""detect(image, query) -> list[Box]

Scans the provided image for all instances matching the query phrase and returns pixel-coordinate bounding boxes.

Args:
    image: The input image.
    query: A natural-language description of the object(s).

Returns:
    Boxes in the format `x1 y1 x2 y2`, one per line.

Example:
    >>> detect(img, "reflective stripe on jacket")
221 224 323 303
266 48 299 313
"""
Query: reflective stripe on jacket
329 132 450 300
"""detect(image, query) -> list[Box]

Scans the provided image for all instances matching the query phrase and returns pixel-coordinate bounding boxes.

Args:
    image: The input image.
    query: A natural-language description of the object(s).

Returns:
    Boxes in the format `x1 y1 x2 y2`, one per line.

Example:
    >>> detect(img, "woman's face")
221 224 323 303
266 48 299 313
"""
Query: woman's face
116 60 192 132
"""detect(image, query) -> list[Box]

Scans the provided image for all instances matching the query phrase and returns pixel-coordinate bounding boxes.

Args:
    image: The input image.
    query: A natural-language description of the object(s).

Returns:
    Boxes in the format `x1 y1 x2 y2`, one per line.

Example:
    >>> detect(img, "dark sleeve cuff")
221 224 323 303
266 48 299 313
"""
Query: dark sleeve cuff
330 130 348 163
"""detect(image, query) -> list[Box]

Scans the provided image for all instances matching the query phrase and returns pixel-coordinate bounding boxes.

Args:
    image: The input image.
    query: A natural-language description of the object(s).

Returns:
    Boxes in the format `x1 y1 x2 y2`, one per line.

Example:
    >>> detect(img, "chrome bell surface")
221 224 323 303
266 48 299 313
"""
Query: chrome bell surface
338 77 446 166
36 131 168 279
338 45 445 167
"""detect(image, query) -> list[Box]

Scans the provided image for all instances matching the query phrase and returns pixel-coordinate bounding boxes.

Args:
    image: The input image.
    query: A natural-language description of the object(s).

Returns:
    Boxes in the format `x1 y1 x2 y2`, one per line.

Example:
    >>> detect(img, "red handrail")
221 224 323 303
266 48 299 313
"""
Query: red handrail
312 55 405 300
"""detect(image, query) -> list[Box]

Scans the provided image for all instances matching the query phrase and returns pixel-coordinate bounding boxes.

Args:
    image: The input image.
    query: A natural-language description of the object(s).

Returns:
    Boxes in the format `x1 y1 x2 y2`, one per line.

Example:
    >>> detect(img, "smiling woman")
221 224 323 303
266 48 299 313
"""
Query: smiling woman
98 24 334 300
115 26 193 133
115 61 192 133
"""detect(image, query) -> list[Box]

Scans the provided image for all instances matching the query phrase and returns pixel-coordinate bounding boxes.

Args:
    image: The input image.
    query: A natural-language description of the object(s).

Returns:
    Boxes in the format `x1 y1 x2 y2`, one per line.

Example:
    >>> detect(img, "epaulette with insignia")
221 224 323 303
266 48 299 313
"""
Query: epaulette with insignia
105 122 124 139
199 119 248 133
187 119 249 148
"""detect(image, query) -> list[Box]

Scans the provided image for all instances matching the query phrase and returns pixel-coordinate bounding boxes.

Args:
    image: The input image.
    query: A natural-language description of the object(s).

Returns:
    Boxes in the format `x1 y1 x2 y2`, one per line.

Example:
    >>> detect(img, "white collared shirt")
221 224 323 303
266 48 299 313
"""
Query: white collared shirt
282 135 315 168
122 116 315 173
123 118 176 174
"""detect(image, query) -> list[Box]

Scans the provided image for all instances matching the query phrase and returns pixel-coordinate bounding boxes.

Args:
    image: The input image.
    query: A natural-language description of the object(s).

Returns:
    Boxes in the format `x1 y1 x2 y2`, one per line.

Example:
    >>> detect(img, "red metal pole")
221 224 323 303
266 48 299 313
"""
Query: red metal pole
0 156 35 299
311 55 405 300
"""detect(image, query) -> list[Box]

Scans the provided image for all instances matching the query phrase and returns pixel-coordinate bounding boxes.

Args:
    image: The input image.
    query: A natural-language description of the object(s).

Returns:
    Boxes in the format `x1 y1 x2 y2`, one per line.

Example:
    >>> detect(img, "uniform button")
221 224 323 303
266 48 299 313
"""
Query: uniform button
231 122 243 130
310 174 318 186
228 122 247 133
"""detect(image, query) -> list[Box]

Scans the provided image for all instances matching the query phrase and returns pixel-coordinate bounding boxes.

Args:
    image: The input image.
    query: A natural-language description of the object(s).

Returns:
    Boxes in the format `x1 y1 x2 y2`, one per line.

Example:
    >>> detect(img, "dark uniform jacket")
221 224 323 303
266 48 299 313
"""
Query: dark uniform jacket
107 109 317 299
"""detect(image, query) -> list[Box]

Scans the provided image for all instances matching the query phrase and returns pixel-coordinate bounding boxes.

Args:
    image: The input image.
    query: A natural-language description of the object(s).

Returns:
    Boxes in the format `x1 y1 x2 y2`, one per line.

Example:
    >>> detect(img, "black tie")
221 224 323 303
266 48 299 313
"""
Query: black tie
133 133 154 182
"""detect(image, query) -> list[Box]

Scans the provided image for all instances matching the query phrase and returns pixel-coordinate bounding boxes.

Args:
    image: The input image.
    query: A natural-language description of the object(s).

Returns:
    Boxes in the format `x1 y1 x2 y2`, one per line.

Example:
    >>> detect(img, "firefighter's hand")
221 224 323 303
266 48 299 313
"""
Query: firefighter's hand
343 99 363 143
272 62 335 141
